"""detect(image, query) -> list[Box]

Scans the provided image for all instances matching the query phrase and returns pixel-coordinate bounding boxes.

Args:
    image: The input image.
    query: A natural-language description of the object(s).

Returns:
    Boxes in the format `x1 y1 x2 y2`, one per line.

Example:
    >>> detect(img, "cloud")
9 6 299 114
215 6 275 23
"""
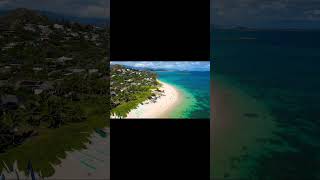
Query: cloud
304 9 320 20
79 5 109 18
0 0 9 7
211 0 320 28
134 62 154 67
0 0 109 18
134 63 147 67
111 61 210 71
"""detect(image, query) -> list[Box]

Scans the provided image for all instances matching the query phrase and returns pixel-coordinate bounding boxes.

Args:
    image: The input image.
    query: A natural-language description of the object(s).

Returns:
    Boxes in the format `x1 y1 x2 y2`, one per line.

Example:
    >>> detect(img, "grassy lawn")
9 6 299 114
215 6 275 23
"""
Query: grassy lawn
0 98 109 177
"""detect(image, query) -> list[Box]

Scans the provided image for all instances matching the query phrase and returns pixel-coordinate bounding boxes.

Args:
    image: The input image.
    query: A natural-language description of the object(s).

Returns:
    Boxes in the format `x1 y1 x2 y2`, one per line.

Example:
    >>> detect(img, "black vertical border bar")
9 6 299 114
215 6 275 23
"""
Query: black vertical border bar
110 0 211 179
110 0 210 61
111 119 210 179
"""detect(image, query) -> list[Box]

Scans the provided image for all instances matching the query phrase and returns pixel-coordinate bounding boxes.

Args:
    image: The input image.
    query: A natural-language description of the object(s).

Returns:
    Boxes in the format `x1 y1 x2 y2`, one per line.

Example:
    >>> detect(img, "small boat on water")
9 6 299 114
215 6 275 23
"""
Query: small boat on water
94 128 107 138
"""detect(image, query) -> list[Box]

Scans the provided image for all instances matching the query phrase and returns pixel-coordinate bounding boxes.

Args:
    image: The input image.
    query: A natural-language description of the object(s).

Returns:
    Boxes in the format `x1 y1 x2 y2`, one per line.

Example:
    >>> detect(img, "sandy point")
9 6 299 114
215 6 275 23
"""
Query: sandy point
123 80 183 119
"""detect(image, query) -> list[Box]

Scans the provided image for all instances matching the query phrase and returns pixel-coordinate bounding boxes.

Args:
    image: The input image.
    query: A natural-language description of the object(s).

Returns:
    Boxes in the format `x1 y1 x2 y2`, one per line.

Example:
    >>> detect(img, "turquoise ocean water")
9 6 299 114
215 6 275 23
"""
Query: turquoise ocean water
212 29 320 179
156 71 210 119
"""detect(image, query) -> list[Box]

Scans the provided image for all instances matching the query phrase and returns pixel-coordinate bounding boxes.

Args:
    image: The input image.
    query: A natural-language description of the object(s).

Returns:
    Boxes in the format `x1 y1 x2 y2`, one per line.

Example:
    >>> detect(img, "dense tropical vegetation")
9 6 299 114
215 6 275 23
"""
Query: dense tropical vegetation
0 8 109 176
110 64 163 117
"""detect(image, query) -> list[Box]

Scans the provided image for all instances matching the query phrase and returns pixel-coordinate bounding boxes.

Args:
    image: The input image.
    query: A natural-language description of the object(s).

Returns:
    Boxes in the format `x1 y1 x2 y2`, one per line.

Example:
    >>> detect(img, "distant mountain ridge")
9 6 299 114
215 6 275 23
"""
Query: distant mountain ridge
0 8 50 27
212 24 320 31
39 11 109 27
122 65 169 72
112 64 174 72
0 8 109 27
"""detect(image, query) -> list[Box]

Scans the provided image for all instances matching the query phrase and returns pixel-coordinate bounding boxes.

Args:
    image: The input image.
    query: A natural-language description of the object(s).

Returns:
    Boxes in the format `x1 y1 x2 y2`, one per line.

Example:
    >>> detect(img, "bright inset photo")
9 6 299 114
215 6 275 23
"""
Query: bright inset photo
110 61 210 119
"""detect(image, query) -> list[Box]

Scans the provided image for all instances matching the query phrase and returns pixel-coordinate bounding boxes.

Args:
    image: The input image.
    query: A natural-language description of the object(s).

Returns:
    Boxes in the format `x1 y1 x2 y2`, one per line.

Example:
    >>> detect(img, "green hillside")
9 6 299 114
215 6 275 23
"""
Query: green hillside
0 8 109 176
110 64 162 117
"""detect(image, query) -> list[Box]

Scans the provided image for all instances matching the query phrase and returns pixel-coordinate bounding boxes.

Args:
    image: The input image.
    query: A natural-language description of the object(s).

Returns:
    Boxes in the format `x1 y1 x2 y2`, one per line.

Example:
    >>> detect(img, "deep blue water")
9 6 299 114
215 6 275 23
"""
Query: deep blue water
156 71 210 119
212 29 320 179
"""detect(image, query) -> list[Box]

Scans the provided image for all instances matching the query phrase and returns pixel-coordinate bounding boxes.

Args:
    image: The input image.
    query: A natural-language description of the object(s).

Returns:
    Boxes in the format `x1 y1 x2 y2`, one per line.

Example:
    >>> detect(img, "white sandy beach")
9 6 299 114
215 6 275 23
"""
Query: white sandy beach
1 128 110 180
125 81 182 118
49 128 110 180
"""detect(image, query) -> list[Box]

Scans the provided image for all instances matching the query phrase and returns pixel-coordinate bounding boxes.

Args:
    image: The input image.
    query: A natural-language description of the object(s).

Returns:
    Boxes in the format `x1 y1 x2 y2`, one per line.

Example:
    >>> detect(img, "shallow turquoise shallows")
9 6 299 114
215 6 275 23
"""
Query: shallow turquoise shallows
156 71 210 119
211 29 320 179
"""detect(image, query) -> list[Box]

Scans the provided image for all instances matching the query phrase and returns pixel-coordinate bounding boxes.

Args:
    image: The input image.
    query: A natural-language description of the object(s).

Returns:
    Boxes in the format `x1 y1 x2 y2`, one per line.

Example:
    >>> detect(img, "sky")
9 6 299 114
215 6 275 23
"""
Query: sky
1 0 318 28
111 61 211 71
211 0 320 29
0 0 109 18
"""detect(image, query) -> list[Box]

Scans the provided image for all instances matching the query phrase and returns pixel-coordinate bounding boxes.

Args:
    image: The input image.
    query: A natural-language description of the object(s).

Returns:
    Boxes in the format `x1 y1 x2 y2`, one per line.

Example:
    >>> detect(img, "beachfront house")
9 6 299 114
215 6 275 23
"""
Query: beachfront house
15 80 42 90
111 91 117 96
33 67 43 72
14 81 53 95
53 24 64 30
69 69 85 73
0 95 20 110
33 82 54 95
88 69 99 74
57 56 73 63
24 24 36 32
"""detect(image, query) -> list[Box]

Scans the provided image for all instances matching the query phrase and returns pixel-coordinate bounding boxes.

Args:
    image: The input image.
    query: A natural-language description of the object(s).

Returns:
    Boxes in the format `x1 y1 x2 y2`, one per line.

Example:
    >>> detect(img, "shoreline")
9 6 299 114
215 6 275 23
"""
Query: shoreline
49 128 110 179
124 80 183 118
1 128 110 179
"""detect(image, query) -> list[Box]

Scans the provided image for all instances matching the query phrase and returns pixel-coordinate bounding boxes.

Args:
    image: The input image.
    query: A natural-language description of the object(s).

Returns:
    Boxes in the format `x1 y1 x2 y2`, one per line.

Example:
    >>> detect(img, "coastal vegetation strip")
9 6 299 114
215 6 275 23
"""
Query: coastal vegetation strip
110 64 164 118
0 97 108 177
